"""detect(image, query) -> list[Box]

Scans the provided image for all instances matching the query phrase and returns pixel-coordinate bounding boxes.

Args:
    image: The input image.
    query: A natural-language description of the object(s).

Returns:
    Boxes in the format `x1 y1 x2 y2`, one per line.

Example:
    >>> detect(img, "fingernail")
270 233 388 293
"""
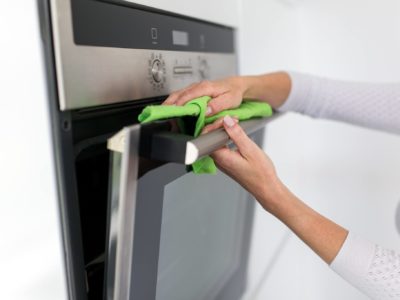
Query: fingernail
223 115 235 128
206 106 212 116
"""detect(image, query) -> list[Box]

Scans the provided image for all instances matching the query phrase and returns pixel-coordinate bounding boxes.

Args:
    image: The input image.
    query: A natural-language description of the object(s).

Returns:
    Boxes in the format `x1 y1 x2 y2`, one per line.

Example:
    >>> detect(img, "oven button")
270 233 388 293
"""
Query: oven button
151 59 164 83
198 58 210 79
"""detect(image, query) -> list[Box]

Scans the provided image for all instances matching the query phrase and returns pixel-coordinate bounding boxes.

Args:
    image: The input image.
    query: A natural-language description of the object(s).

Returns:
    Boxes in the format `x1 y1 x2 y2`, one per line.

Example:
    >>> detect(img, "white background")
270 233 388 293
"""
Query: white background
0 2 68 300
239 0 400 299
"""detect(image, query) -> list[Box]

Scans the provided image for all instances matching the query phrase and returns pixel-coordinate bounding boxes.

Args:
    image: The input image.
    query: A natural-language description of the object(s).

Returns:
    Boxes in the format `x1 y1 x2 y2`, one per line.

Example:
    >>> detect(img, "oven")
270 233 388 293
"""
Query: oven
40 0 276 299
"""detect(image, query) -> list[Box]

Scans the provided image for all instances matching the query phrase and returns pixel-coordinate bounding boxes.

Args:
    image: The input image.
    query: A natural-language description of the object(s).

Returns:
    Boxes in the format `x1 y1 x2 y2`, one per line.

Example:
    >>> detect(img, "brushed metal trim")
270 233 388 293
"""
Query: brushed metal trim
50 0 237 111
107 125 141 300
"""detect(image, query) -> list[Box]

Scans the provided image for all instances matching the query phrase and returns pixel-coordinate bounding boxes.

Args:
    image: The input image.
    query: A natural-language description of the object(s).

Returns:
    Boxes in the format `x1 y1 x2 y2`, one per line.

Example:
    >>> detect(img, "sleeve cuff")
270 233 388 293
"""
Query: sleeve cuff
330 232 376 289
278 71 329 118
278 71 314 113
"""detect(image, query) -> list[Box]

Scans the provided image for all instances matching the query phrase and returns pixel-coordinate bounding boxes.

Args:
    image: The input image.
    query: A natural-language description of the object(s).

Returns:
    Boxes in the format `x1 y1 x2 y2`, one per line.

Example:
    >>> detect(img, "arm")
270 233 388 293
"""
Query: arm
162 72 291 113
203 116 348 264
262 182 348 264
244 71 400 135
164 71 400 134
166 72 400 297
202 116 400 299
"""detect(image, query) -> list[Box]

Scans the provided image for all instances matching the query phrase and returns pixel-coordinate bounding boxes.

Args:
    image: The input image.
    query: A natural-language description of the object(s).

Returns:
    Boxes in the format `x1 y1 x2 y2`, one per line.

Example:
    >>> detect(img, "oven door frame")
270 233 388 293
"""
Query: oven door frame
105 116 280 300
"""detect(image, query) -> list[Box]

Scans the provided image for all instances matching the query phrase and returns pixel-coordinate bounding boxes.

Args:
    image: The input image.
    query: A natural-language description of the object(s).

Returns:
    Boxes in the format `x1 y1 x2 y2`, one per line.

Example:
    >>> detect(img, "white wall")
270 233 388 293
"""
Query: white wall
237 1 301 299
240 0 400 299
0 3 68 300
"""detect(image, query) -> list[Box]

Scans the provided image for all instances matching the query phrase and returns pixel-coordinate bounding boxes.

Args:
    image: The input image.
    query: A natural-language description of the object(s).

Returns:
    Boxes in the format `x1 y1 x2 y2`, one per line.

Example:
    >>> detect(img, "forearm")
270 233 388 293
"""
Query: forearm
260 181 348 264
242 72 291 109
259 181 400 298
212 109 400 298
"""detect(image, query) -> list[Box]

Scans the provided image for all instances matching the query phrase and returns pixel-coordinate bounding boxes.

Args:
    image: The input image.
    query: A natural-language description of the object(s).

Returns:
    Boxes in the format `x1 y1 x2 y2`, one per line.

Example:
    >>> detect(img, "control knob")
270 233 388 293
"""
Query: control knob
151 59 164 83
148 53 166 90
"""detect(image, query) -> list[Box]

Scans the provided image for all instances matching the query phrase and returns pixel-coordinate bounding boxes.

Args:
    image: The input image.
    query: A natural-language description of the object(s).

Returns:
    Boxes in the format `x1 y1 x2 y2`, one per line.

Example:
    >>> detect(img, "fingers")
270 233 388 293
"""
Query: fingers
211 147 244 170
201 117 244 172
175 81 217 106
201 118 224 135
222 115 257 158
201 115 256 160
163 80 221 106
206 92 239 116
201 116 238 135
163 77 244 118
162 83 197 105
201 116 256 178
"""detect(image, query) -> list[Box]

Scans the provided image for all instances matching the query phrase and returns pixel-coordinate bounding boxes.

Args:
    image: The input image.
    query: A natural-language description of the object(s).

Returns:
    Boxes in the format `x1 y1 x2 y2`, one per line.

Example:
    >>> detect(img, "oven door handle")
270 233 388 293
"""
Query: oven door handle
108 113 282 164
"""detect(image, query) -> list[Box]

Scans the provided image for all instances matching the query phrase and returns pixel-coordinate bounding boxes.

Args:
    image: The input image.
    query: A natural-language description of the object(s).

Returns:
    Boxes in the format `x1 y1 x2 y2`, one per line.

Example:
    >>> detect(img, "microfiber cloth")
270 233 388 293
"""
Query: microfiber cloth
138 96 273 174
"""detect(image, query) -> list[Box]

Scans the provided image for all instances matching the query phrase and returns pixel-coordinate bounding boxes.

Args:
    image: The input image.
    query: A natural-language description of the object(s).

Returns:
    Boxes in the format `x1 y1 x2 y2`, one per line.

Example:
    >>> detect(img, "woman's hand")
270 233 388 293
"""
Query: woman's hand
163 72 292 114
163 77 246 116
202 115 283 210
203 115 348 264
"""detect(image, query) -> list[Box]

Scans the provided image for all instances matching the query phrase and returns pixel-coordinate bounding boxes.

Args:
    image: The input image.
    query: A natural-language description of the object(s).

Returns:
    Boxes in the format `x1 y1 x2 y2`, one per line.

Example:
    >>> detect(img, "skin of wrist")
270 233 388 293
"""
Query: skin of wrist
241 75 261 100
259 179 312 224
255 175 289 213
241 72 291 109
233 75 250 98
256 176 309 222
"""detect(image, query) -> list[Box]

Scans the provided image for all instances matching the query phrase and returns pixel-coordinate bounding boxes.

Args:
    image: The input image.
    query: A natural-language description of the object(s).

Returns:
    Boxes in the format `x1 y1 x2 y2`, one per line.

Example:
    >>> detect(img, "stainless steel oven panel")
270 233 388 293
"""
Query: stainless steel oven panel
50 0 237 111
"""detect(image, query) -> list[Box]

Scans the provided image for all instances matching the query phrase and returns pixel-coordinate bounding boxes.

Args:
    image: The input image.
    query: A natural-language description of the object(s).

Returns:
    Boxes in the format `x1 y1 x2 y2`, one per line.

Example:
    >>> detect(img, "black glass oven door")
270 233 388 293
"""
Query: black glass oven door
105 116 279 300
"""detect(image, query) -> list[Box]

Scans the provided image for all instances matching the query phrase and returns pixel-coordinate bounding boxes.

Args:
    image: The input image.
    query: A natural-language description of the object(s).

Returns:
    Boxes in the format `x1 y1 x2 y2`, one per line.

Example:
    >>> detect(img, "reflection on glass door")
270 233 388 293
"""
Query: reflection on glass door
106 124 264 300
156 170 247 300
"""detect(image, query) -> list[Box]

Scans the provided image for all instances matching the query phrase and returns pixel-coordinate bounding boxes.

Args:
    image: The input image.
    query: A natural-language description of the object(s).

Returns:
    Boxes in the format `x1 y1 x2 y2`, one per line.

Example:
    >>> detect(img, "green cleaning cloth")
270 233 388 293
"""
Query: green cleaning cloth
138 96 273 174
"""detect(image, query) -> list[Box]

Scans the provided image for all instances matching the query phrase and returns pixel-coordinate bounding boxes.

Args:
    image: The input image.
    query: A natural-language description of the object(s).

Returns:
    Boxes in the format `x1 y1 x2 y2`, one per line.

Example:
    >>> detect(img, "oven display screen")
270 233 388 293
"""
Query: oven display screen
172 30 189 46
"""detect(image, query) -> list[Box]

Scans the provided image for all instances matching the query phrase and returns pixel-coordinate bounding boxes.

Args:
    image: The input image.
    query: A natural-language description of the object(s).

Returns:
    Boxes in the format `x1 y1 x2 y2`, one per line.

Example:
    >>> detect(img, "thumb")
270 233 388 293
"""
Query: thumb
222 115 256 158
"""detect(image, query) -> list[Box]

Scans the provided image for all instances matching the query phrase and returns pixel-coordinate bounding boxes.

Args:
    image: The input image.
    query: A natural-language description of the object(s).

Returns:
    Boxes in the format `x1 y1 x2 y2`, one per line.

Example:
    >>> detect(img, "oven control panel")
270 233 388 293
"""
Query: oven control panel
148 53 215 92
51 0 236 110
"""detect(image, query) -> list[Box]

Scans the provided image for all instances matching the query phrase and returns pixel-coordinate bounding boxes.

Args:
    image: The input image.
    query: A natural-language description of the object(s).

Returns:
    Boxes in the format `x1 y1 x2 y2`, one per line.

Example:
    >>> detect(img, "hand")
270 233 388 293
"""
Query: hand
203 116 348 265
163 77 246 116
163 72 292 114
202 115 283 210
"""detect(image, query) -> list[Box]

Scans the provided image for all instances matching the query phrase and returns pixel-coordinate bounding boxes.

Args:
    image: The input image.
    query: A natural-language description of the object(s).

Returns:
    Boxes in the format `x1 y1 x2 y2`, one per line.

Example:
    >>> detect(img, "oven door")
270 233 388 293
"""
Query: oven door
105 116 278 300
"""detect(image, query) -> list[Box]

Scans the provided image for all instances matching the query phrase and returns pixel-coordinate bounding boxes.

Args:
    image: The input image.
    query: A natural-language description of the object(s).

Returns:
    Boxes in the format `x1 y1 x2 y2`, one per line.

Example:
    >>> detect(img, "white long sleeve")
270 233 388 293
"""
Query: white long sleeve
331 233 400 299
279 71 400 135
279 72 400 299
